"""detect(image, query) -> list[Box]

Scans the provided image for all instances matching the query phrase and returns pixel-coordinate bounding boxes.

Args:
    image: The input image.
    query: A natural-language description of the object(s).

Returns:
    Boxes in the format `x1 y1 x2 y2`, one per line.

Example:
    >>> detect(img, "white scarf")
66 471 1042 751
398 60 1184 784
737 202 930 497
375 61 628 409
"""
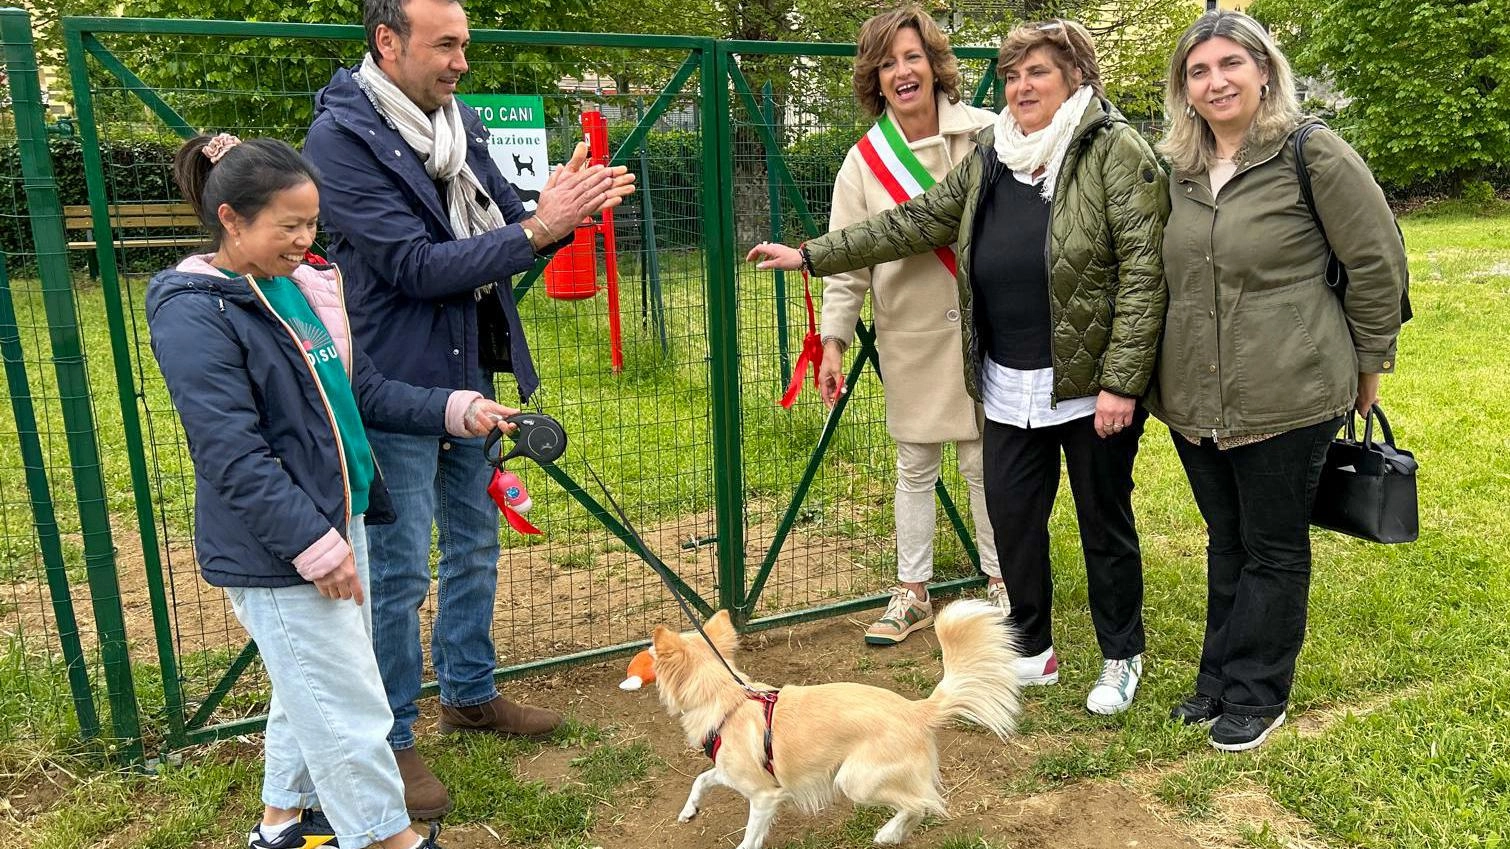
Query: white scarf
991 85 1096 202
354 53 506 241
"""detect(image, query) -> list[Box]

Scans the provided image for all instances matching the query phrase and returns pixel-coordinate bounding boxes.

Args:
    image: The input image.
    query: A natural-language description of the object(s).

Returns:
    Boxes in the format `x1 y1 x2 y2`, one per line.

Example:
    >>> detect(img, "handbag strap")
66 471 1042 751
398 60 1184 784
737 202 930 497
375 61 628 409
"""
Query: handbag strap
1344 402 1394 447
1292 123 1348 299
1293 122 1414 323
1293 123 1329 247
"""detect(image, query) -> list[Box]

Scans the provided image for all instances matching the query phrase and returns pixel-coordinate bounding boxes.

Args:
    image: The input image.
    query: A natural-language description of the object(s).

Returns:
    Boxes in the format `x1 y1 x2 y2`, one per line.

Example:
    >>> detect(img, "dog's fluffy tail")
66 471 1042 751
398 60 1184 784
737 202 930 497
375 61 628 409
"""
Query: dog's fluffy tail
919 599 1021 739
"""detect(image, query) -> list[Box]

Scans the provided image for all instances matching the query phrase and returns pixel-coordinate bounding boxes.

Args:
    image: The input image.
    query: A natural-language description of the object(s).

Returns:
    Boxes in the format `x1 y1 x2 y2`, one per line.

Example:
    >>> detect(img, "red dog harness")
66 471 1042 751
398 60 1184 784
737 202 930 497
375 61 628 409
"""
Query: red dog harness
702 689 779 777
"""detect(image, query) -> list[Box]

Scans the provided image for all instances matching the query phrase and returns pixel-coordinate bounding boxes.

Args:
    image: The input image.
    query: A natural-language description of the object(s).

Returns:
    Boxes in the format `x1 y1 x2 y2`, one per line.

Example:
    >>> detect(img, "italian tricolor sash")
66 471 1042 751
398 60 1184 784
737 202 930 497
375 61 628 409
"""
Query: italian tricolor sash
855 113 958 276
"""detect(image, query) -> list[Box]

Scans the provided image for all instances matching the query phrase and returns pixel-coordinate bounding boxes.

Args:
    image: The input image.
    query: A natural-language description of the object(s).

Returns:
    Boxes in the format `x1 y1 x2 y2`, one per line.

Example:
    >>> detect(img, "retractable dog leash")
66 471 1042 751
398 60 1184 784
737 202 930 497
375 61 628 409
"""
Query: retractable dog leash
484 413 567 534
483 414 765 696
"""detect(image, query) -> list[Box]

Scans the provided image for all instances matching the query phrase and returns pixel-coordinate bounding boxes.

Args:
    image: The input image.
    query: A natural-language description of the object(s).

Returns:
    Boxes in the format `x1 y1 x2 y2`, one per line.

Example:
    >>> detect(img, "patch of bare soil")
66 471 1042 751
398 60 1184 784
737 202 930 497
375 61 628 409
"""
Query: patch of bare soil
1127 769 1326 849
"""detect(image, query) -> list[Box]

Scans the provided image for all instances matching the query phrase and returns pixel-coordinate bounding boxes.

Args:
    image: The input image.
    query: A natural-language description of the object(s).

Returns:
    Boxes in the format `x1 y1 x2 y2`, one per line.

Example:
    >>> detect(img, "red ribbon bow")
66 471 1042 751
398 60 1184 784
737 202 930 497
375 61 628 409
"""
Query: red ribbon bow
780 262 843 408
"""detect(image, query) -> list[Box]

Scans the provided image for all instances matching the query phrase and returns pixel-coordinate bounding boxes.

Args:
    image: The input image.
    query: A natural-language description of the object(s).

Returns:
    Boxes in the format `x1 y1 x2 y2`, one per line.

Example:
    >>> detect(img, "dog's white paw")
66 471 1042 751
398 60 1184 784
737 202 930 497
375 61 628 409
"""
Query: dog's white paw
677 804 699 822
873 820 910 844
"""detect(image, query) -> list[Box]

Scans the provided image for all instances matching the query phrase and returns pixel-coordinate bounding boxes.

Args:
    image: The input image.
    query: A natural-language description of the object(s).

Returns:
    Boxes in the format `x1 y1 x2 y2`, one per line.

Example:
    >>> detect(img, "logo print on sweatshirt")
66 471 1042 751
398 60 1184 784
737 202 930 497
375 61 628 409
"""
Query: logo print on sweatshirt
290 318 340 366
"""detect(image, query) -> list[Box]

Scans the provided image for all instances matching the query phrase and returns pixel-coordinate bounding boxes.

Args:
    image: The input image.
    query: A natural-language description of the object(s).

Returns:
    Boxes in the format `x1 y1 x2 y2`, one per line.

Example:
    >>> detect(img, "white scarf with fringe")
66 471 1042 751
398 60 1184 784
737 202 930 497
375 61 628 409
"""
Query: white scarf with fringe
353 53 506 241
991 85 1095 201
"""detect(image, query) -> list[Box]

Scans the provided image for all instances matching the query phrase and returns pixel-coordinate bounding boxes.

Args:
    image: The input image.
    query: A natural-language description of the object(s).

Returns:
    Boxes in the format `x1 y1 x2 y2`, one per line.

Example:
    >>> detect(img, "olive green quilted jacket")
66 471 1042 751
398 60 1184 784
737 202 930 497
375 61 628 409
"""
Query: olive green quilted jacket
806 97 1169 403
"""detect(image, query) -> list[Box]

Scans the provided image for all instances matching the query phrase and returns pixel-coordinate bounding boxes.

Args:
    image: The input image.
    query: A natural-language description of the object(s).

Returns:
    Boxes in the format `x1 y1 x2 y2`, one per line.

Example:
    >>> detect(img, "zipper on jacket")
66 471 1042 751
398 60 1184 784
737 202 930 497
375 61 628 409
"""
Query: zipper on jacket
1042 193 1057 409
1038 121 1104 408
244 274 354 528
333 267 390 494
1203 182 1225 436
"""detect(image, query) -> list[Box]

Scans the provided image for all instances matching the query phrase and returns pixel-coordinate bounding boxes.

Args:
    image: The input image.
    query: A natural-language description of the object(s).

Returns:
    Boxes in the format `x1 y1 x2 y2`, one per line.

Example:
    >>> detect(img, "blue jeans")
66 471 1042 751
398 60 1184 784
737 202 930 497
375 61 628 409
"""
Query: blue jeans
225 516 410 848
365 429 501 750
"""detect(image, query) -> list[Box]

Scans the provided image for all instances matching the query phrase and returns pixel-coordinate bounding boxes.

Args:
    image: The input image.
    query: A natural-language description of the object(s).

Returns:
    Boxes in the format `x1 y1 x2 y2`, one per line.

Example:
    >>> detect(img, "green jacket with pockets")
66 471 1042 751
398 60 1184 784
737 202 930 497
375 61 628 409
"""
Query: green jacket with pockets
1145 118 1406 438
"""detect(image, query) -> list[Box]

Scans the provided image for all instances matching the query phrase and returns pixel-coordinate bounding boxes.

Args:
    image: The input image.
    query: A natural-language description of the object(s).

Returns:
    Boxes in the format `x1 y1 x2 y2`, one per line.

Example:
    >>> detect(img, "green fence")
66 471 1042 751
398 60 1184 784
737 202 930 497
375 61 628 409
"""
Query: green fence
1 11 1003 759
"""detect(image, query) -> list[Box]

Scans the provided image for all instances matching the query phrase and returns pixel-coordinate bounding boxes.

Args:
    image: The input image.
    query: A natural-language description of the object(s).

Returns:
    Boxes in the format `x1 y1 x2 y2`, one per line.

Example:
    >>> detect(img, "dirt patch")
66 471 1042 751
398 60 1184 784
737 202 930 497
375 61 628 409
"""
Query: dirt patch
1128 769 1326 849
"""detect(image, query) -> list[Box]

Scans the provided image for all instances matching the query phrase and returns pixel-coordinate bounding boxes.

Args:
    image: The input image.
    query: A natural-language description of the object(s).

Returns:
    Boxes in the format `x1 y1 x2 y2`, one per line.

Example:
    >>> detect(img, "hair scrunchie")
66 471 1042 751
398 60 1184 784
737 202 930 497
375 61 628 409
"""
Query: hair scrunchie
202 133 242 164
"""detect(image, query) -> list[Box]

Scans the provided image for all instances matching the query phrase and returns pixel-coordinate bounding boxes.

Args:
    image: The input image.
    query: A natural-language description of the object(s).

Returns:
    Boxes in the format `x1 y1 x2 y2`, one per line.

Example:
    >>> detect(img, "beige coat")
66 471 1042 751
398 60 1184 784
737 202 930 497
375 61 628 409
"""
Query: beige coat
819 96 996 443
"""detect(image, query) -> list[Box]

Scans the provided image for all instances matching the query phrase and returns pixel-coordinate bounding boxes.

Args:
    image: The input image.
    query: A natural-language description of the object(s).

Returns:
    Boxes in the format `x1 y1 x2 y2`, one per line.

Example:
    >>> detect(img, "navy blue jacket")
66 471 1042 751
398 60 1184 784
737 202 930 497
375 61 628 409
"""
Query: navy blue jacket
146 263 456 588
304 67 545 403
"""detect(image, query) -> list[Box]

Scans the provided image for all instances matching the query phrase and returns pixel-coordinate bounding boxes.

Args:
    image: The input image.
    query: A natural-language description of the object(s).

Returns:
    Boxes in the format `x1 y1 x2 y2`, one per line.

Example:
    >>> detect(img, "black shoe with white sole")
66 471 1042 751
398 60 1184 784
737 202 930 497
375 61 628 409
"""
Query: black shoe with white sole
1169 693 1222 726
1209 711 1286 751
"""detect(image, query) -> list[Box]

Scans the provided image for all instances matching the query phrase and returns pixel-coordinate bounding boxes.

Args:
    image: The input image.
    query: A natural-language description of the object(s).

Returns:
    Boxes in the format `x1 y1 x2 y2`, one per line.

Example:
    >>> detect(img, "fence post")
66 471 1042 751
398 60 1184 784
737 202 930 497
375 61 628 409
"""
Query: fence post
0 8 143 760
65 17 194 751
703 43 748 623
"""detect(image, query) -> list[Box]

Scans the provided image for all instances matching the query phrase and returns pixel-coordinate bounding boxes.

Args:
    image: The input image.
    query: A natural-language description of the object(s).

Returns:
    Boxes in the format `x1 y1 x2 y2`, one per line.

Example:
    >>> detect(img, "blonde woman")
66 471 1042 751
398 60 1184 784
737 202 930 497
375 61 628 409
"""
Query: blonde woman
1150 11 1406 751
752 20 1168 715
819 5 1000 646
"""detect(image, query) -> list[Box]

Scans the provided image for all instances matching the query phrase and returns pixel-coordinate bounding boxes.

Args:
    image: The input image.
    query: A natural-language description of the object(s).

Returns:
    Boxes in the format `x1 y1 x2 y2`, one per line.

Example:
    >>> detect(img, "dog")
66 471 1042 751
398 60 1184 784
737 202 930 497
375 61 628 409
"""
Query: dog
650 600 1021 849
511 152 536 177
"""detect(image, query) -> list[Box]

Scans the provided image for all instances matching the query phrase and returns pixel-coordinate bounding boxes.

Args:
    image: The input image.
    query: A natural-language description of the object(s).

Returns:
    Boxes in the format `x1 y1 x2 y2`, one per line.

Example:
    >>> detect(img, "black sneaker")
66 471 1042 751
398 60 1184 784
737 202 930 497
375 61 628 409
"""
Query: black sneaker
1209 711 1286 752
1169 693 1222 725
248 809 338 848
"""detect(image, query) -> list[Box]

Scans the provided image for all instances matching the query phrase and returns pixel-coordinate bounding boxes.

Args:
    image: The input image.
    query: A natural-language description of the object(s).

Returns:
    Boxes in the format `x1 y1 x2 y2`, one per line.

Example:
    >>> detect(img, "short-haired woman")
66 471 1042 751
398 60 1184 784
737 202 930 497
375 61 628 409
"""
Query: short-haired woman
1150 11 1407 751
750 20 1168 715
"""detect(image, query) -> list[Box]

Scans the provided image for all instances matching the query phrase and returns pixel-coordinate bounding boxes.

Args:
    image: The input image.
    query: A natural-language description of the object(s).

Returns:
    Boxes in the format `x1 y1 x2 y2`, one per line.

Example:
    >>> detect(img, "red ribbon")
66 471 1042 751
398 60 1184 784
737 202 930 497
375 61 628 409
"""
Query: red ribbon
779 264 832 409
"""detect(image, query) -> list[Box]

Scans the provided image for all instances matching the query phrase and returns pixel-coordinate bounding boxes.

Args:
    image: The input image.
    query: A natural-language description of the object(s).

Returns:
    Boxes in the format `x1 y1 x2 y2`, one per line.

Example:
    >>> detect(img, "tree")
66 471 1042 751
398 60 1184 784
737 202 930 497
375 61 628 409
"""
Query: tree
1249 0 1510 189
61 0 597 141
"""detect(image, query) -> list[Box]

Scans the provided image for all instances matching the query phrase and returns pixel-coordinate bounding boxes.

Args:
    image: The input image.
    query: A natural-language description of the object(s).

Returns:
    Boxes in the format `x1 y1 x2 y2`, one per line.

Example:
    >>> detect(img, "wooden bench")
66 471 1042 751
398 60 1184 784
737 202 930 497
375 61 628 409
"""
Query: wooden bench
64 203 205 277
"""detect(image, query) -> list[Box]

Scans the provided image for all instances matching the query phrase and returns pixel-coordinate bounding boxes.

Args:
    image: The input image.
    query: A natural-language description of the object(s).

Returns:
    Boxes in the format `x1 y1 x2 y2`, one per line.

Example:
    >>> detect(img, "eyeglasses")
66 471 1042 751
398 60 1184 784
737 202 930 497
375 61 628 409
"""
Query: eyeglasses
1034 20 1081 67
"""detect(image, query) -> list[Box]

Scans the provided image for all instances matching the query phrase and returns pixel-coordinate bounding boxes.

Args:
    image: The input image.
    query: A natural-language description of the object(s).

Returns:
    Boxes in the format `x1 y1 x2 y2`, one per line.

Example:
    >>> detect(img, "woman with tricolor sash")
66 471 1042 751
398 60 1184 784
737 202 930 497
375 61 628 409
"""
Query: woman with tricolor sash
816 6 1001 648
750 19 1168 716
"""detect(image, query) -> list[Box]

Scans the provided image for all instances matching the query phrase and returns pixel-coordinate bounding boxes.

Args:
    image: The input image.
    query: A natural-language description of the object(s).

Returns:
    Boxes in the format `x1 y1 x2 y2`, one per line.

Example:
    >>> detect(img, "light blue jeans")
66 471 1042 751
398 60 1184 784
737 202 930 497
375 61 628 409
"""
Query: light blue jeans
365 430 501 750
225 516 410 848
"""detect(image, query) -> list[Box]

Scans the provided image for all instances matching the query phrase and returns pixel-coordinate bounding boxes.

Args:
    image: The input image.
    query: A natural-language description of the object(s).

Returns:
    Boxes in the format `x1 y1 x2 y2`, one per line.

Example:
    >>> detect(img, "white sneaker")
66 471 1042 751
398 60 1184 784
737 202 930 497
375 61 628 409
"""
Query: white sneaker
1013 646 1059 685
1085 655 1143 715
985 581 1011 615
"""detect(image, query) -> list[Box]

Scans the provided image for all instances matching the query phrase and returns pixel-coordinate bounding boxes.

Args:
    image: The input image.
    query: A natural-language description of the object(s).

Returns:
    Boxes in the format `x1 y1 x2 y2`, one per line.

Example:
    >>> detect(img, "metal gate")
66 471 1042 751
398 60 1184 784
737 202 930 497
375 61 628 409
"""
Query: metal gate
0 13 1002 756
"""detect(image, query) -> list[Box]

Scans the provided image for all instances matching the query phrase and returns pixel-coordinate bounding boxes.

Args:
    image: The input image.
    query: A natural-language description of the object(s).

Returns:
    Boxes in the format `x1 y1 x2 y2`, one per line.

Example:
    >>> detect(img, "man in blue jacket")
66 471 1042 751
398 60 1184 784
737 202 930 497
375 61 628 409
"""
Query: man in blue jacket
304 0 634 819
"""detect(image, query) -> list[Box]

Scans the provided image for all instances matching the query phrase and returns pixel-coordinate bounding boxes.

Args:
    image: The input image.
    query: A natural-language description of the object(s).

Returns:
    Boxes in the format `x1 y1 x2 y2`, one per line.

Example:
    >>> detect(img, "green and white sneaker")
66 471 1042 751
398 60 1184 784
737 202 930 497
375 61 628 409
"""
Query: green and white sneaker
864 587 933 645
1085 655 1143 715
985 581 1011 615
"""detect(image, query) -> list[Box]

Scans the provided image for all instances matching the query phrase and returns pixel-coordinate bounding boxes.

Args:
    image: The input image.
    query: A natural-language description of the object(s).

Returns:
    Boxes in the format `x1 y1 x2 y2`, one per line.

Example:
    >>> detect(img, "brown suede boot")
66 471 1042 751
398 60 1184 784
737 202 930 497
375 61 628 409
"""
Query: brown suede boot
393 746 453 821
437 695 563 739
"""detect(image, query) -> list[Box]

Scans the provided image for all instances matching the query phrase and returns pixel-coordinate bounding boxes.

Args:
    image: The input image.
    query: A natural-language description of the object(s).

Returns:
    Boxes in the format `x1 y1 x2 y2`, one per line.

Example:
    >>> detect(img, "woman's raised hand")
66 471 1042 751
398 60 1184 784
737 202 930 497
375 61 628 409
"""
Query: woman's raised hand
746 241 804 271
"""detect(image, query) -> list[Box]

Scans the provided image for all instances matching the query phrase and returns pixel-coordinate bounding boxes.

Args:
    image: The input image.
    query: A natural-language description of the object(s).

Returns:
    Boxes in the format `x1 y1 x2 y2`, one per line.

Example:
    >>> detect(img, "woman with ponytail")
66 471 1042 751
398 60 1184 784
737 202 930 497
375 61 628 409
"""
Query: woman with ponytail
149 134 513 849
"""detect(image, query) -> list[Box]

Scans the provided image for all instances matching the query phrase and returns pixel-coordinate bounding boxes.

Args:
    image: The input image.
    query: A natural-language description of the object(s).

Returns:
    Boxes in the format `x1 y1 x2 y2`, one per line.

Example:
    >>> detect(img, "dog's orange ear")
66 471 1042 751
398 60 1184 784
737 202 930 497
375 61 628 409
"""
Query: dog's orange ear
651 624 681 657
704 610 738 654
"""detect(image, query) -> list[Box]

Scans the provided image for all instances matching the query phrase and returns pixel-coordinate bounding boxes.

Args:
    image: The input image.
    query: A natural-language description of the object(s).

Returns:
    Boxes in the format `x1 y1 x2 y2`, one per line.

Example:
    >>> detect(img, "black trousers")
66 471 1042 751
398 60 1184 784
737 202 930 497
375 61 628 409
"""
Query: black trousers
982 409 1148 660
1170 416 1343 718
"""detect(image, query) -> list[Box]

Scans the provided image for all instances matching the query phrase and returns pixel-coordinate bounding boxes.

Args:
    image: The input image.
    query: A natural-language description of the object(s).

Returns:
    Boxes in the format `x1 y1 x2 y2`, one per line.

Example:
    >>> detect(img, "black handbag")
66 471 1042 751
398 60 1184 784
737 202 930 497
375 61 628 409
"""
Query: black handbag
1311 403 1419 543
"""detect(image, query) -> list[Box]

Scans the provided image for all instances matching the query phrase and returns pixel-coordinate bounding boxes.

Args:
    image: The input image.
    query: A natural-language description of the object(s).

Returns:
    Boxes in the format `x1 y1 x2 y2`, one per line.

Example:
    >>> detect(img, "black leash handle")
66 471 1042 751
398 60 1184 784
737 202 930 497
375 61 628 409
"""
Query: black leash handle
484 412 568 469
